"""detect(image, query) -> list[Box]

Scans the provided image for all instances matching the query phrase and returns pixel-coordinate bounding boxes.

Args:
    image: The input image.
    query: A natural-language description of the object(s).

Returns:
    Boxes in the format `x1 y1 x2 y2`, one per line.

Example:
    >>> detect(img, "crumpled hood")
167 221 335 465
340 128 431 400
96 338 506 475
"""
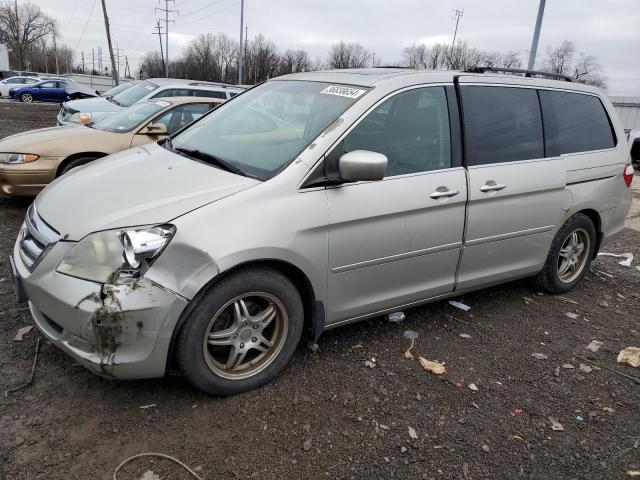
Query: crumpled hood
0 125 108 154
35 143 260 240
64 96 122 114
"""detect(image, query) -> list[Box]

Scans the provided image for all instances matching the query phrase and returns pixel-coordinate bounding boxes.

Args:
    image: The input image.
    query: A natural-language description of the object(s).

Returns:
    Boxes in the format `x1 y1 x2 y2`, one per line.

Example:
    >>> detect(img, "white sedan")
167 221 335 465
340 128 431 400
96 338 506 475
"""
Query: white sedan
0 76 41 97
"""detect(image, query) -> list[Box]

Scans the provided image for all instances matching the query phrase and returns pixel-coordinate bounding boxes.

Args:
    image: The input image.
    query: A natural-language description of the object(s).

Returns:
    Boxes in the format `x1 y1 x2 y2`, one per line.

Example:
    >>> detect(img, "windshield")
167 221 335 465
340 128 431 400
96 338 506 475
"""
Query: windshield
92 101 168 133
172 80 369 180
103 83 133 97
112 80 158 107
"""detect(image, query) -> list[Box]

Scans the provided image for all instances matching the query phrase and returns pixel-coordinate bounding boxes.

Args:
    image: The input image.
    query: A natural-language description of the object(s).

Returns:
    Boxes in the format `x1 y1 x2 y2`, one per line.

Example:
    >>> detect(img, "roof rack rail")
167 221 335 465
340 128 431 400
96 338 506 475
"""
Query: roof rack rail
464 66 574 82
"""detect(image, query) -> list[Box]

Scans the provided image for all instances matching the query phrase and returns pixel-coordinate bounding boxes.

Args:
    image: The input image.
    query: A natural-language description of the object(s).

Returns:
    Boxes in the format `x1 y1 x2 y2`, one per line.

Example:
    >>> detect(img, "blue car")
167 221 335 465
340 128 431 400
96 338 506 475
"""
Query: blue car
10 79 70 103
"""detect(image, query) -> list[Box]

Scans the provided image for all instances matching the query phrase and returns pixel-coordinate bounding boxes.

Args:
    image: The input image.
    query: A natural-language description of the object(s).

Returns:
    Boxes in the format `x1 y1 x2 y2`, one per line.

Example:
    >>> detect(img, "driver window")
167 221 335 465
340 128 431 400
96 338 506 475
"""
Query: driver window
153 103 211 134
338 87 451 176
39 82 55 88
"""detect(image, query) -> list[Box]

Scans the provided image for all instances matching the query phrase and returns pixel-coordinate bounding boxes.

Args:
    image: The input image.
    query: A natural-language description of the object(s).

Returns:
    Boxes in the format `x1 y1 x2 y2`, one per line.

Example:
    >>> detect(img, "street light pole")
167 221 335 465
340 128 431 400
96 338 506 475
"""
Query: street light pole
527 0 546 71
238 0 244 85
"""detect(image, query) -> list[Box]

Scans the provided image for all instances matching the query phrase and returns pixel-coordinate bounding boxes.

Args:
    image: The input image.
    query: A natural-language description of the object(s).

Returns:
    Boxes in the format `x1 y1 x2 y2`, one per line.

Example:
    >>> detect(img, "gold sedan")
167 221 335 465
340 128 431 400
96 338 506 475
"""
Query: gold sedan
0 96 223 196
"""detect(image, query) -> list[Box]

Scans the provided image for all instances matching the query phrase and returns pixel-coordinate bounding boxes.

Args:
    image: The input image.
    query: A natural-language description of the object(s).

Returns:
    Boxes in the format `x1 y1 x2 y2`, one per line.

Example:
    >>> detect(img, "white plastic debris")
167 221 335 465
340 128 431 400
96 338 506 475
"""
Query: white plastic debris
387 311 405 323
578 364 593 373
459 333 472 339
566 312 579 320
585 340 603 353
597 252 633 267
408 426 418 439
531 352 548 360
13 326 33 342
448 300 471 312
468 383 479 391
139 404 157 409
364 358 376 368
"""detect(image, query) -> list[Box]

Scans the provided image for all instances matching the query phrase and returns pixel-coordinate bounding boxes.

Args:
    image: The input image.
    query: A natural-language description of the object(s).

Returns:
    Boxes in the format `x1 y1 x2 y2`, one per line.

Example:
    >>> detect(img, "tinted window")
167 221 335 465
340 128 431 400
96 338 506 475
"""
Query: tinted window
193 89 226 99
39 81 56 88
153 88 189 98
336 87 451 176
462 86 544 165
154 103 211 134
539 90 615 156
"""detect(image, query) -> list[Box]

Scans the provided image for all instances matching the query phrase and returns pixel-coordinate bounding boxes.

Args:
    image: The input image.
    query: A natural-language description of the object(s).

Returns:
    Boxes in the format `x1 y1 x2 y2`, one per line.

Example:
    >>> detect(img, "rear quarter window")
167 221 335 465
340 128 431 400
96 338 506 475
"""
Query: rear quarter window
461 86 544 166
193 89 227 99
539 90 616 156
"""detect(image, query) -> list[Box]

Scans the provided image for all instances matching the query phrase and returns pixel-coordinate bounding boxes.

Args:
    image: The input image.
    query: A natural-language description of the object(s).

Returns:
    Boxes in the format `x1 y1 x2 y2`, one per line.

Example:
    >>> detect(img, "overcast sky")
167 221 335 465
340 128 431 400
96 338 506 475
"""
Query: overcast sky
32 0 640 95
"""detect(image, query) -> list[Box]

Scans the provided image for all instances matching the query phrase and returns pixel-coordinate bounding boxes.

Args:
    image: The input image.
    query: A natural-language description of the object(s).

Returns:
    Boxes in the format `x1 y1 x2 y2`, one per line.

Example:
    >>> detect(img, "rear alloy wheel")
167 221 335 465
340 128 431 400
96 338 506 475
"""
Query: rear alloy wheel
535 213 596 293
20 92 33 103
176 267 304 395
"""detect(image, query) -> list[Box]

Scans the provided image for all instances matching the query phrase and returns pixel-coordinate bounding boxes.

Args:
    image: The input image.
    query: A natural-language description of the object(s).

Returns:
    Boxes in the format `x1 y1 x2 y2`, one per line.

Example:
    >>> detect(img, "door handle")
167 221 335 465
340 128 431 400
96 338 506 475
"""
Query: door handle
430 187 460 199
480 181 507 192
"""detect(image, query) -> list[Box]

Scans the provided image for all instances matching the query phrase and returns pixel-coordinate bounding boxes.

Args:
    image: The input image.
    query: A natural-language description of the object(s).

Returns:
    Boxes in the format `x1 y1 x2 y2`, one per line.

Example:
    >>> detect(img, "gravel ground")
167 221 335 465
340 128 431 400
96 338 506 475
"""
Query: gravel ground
1 101 640 480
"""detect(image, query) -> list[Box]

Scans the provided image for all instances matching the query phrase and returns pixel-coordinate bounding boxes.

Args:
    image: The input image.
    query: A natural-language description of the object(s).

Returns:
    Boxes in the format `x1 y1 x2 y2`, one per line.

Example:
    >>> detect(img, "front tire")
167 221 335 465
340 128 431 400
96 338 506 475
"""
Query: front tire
535 213 596 293
20 93 33 103
58 156 97 175
176 267 304 396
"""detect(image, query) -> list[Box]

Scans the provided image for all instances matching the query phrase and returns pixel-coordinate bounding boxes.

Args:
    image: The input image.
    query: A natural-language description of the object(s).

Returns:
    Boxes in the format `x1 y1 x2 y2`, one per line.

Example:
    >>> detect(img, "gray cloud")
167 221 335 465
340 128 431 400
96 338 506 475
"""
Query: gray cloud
34 0 640 94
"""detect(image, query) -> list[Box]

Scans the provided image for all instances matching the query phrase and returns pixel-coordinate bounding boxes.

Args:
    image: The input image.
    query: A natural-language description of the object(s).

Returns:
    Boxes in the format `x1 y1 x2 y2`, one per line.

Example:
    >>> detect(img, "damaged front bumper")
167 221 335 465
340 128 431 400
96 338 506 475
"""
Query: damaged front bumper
13 239 188 379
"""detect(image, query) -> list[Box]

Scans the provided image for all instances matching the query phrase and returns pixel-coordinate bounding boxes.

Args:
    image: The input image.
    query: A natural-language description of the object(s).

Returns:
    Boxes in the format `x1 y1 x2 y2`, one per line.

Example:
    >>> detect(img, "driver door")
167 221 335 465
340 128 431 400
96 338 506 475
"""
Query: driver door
130 102 212 148
325 86 467 323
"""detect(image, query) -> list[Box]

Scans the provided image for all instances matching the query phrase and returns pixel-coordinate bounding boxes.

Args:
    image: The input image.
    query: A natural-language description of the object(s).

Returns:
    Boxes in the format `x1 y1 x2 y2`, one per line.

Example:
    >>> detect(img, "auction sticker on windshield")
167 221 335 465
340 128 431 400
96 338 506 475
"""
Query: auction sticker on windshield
320 85 366 99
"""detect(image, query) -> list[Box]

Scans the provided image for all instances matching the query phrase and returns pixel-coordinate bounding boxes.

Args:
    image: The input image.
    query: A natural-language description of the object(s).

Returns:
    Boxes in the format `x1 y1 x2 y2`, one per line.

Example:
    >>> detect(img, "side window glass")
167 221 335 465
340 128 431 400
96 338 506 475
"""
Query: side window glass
153 88 188 98
194 89 226 99
337 87 452 176
539 90 616 156
40 82 55 88
154 103 210 134
461 86 544 166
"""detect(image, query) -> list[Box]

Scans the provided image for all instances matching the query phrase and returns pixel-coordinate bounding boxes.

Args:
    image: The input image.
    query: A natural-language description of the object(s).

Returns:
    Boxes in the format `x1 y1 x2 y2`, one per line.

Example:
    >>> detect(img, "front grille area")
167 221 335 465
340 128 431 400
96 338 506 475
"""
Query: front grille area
18 205 60 271
58 105 77 122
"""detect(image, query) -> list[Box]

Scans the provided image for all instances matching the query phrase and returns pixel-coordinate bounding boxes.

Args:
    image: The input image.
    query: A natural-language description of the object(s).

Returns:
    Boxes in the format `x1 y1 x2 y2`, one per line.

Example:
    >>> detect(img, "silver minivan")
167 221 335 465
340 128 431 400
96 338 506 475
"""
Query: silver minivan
10 68 635 395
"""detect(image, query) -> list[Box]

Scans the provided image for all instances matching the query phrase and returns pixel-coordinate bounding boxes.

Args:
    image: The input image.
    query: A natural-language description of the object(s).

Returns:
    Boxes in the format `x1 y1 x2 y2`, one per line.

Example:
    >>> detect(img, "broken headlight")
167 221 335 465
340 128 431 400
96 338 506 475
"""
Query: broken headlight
57 225 175 284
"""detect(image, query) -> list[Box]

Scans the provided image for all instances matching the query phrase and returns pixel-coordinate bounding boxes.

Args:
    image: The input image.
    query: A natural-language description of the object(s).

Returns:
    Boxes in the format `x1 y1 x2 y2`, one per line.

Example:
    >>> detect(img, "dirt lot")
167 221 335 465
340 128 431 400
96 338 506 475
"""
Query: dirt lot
1 101 639 480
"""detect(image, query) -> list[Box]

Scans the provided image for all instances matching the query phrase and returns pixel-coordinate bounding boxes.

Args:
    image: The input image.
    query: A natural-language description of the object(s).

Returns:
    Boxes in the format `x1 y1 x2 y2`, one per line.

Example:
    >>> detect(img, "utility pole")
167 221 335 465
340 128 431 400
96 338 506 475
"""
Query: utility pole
449 8 464 67
53 35 59 74
153 20 166 73
100 0 119 85
156 0 177 78
81 51 85 73
527 0 546 71
124 56 130 78
238 0 244 85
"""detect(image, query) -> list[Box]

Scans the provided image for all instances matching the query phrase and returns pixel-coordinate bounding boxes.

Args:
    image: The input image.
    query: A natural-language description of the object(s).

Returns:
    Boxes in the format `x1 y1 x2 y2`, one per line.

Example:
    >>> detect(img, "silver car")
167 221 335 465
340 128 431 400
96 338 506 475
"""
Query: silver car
10 68 635 395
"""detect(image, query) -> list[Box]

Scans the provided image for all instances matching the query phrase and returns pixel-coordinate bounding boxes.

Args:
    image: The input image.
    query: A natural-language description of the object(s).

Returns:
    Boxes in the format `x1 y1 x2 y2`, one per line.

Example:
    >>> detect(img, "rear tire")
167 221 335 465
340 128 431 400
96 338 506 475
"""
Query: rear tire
58 156 97 175
535 213 596 293
176 267 304 396
20 93 33 103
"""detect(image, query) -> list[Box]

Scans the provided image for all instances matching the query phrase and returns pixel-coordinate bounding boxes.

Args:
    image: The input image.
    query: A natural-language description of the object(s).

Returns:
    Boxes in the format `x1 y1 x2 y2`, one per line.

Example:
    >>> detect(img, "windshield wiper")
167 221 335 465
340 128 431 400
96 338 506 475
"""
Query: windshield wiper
106 95 121 106
173 146 247 177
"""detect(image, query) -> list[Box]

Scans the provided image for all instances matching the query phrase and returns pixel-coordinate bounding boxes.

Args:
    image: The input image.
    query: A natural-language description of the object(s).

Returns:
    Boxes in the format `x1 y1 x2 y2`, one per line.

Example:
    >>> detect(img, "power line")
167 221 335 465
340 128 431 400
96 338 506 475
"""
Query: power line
63 0 79 31
178 0 227 19
156 0 178 78
74 0 97 50
174 0 239 28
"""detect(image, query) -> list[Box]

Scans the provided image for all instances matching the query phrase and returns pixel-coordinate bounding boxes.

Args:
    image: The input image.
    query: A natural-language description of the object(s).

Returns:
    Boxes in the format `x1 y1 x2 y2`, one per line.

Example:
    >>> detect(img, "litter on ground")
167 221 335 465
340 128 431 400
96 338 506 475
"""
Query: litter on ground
387 311 405 323
418 356 447 375
531 352 548 360
617 347 640 368
548 417 564 431
13 326 33 342
585 340 604 353
597 252 633 267
448 300 471 312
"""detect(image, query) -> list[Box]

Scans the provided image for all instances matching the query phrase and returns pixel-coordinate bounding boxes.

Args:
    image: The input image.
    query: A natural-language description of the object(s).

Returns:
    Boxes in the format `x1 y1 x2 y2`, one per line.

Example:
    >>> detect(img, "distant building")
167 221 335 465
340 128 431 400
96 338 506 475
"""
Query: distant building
0 43 9 71
610 96 640 132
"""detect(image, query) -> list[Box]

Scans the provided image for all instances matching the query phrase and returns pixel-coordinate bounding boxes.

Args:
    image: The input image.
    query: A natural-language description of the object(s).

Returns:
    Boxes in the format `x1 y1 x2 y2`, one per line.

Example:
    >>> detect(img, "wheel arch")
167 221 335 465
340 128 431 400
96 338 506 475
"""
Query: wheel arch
575 208 602 257
56 152 108 177
165 258 324 375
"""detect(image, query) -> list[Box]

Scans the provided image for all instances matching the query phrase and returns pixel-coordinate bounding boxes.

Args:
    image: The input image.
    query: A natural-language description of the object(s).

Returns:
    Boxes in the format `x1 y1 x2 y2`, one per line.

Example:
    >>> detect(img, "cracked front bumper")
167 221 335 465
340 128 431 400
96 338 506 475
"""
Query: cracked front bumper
13 239 188 379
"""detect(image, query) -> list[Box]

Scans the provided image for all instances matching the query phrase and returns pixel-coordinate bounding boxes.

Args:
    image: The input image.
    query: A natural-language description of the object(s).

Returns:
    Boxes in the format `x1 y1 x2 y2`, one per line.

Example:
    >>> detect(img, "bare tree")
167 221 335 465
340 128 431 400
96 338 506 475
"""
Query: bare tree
278 49 312 76
541 40 606 87
328 41 372 69
0 1 56 70
403 43 430 69
138 51 165 79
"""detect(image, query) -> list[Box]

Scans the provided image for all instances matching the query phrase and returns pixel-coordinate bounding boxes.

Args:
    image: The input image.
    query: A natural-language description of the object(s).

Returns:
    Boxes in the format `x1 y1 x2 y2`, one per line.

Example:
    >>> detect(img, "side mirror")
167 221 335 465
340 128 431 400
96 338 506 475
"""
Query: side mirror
140 122 168 135
338 150 387 182
631 137 640 164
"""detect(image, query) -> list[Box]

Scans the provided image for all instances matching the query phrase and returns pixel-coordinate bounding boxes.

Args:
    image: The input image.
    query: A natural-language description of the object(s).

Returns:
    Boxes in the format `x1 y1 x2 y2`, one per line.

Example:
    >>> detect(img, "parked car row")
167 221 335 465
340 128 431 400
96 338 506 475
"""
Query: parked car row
4 68 640 397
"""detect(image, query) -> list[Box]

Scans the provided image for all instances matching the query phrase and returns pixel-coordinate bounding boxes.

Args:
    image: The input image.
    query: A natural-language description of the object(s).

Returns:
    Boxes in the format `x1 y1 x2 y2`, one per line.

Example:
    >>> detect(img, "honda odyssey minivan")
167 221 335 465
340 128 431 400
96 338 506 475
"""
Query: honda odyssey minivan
10 68 635 395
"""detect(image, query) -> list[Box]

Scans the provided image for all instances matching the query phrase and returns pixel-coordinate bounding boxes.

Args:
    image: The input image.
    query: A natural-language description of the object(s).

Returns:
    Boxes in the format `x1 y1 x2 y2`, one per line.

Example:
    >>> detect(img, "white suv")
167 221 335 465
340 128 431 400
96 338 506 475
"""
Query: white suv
57 78 244 125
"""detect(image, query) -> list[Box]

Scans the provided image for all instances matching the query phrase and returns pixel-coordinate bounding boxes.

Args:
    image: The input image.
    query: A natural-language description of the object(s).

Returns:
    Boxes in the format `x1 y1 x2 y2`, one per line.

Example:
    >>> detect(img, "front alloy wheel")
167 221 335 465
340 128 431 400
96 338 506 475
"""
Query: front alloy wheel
203 292 288 380
176 267 304 396
20 93 33 103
